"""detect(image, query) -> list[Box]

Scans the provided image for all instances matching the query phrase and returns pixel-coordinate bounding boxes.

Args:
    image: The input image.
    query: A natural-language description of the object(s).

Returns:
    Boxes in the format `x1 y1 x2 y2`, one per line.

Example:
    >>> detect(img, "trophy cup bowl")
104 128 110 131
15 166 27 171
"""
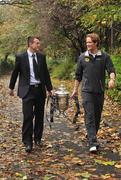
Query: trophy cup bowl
55 84 69 115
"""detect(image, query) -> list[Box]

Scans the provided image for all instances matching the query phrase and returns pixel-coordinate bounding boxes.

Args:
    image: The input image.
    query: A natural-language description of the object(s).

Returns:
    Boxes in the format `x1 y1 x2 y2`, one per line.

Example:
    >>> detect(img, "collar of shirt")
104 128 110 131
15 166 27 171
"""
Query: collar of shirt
85 50 102 57
27 49 37 62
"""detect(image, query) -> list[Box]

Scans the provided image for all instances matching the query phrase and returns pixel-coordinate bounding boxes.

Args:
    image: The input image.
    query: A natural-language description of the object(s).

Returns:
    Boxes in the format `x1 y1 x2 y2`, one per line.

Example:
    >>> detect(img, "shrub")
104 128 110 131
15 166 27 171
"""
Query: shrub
0 55 14 76
107 54 121 104
51 57 76 80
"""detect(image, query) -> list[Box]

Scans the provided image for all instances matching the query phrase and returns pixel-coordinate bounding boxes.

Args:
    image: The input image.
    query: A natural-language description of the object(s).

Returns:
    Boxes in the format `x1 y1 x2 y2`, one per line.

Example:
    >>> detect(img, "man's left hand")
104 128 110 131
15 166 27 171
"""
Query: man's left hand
108 79 115 89
47 91 53 97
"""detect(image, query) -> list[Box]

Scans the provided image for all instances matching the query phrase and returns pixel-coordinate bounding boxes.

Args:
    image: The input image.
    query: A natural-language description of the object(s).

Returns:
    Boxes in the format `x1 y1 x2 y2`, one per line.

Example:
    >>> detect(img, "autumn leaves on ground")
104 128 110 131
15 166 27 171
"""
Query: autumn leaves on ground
0 75 121 180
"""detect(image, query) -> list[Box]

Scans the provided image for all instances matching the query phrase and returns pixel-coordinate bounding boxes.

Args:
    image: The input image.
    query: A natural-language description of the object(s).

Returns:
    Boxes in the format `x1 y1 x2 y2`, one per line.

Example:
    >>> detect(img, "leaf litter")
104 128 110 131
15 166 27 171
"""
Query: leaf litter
0 76 121 179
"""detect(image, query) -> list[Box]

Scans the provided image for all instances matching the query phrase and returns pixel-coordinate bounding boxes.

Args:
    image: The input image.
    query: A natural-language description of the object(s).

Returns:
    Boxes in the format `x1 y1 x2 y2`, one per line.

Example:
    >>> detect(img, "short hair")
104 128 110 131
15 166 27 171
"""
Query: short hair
86 33 100 47
27 36 40 47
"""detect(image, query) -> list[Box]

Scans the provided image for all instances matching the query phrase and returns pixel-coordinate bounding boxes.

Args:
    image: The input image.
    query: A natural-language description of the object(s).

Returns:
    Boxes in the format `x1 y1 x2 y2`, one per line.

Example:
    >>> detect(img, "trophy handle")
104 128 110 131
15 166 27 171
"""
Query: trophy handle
45 95 81 128
45 95 56 128
72 96 81 124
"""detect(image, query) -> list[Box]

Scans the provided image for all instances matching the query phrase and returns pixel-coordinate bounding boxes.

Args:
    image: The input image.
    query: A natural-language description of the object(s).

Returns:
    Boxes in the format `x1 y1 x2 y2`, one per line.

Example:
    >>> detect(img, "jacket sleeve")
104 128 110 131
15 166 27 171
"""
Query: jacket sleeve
105 54 116 76
9 54 20 90
75 56 83 82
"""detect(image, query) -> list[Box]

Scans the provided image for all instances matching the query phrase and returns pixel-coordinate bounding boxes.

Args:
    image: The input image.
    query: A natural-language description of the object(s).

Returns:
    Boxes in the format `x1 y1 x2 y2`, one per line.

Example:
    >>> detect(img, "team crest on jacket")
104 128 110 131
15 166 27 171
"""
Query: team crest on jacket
84 56 90 62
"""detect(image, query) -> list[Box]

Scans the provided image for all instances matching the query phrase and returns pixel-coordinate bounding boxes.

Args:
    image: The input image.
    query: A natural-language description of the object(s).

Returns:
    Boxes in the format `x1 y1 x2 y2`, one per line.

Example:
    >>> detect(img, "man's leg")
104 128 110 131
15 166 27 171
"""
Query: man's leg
94 94 104 134
82 92 97 148
34 97 45 143
22 99 34 146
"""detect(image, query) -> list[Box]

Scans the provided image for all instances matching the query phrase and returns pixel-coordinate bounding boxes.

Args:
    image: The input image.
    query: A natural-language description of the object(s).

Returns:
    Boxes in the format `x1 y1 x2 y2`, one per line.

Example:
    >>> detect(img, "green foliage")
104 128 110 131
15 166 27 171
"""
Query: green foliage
47 57 60 72
0 55 14 76
50 57 76 80
107 89 121 104
47 0 121 54
107 55 121 104
0 5 38 55
0 0 121 60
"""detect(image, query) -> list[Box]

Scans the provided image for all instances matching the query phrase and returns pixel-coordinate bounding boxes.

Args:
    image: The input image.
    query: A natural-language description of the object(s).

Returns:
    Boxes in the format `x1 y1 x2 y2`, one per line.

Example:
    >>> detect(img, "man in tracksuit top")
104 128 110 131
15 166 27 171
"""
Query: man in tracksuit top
71 33 116 153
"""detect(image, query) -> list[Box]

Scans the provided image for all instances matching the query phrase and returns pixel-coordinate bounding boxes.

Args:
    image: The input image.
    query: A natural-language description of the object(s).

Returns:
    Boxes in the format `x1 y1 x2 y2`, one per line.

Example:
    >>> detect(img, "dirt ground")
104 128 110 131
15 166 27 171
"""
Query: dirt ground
0 75 121 180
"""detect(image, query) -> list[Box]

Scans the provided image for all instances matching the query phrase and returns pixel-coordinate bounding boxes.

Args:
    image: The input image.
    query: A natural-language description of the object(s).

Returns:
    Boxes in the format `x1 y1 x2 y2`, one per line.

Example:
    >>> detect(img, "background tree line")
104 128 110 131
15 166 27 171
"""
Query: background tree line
0 0 121 58
0 0 121 102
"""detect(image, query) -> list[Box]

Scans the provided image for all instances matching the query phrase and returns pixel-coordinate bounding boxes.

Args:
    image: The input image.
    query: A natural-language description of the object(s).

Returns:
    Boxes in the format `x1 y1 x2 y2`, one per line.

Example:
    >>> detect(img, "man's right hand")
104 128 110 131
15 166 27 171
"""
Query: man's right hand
71 90 78 99
9 89 14 96
71 80 80 99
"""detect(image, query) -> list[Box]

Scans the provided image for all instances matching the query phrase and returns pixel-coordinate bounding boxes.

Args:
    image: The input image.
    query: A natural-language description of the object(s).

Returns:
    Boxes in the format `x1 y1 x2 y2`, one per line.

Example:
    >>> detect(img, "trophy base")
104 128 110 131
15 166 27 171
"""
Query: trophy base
56 110 67 118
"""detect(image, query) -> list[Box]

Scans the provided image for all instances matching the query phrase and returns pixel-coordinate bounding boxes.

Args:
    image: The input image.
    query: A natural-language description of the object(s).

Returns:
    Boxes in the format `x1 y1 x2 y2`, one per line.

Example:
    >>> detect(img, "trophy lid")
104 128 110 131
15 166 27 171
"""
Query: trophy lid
55 84 69 96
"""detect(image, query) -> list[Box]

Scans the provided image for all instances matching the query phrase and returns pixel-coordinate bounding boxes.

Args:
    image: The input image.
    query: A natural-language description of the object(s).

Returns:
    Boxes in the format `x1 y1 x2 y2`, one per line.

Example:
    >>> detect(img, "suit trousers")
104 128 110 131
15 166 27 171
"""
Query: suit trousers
82 92 104 147
22 84 45 146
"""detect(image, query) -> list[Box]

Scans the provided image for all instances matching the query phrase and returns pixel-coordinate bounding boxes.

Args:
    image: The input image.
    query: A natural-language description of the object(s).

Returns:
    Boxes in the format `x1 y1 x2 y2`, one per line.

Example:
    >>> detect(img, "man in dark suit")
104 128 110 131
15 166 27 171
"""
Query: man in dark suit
9 36 53 153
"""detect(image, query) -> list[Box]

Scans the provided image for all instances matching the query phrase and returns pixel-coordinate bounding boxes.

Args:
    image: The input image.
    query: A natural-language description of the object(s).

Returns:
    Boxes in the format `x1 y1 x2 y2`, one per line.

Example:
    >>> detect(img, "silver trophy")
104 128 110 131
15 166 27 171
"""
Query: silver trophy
46 84 80 127
55 84 69 116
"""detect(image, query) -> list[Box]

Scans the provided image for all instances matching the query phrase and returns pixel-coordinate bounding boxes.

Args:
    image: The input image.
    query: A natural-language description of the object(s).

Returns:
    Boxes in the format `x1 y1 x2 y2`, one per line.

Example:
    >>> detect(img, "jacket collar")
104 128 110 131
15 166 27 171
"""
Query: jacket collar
85 50 102 57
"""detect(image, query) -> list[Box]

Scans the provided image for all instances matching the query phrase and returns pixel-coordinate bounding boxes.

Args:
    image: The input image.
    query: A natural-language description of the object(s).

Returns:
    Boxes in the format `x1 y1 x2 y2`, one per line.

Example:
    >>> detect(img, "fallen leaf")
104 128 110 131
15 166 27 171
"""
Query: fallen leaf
95 159 116 166
115 164 121 169
75 172 92 178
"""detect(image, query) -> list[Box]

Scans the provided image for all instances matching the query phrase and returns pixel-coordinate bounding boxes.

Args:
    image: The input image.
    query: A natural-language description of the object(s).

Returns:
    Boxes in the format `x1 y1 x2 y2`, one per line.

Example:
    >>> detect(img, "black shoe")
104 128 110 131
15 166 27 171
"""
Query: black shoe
96 143 100 149
35 140 42 147
25 145 32 153
86 134 88 139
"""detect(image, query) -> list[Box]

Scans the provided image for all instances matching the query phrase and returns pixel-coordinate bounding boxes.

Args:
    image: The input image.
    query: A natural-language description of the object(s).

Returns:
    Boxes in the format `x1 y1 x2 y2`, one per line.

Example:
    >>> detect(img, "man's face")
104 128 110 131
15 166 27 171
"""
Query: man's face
86 37 97 52
30 38 41 52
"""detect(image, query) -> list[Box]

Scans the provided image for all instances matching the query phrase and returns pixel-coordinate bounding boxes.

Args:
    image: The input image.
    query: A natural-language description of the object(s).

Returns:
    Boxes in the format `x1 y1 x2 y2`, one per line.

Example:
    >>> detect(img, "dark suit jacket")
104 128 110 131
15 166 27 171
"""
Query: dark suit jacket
9 52 53 99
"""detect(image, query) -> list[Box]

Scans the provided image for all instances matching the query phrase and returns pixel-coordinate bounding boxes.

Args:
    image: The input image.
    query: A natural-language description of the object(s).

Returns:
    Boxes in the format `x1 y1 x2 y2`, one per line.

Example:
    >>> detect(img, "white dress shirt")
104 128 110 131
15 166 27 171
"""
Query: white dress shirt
27 49 40 85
